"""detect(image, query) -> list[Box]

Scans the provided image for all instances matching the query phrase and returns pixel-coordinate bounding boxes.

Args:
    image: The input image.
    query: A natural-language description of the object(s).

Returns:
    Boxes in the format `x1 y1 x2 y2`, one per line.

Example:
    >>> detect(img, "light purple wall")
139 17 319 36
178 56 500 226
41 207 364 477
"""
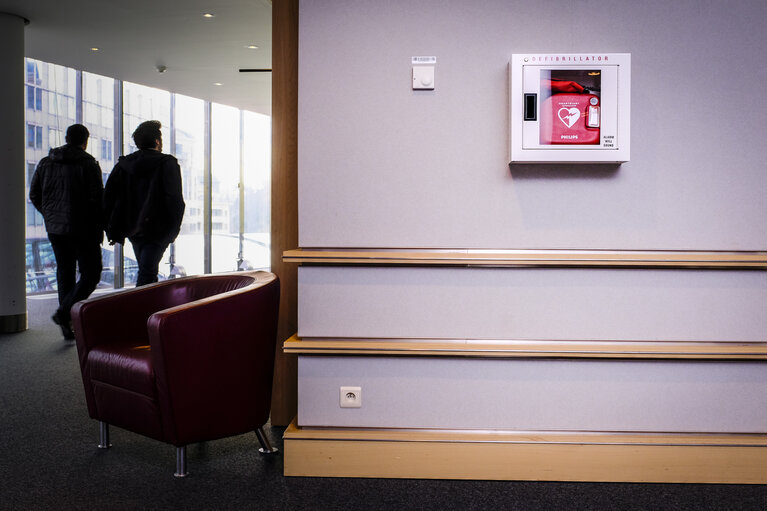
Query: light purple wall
299 0 767 250
298 356 767 432
295 1 767 433
298 266 767 341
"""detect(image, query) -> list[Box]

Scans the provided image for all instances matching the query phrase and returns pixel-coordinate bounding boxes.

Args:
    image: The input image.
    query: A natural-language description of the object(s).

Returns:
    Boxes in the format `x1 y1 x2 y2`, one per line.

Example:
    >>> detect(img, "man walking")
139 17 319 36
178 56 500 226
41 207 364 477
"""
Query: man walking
104 120 185 286
30 124 103 340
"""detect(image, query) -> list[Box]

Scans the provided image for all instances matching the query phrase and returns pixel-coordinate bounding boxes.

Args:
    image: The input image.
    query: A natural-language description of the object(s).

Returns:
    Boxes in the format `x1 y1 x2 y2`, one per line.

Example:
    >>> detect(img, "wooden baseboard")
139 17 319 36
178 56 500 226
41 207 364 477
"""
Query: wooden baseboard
283 421 767 483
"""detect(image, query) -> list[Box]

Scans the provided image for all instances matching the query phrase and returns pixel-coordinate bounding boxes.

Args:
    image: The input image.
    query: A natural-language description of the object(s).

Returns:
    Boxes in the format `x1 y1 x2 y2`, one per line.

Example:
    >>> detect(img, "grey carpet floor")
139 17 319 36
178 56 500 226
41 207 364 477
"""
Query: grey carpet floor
1 293 766 510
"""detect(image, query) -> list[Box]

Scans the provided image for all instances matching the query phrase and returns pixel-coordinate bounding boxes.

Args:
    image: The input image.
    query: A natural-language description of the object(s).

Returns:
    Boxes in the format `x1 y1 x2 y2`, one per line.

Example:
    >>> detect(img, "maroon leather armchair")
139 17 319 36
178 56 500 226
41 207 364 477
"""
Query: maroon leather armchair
71 271 280 477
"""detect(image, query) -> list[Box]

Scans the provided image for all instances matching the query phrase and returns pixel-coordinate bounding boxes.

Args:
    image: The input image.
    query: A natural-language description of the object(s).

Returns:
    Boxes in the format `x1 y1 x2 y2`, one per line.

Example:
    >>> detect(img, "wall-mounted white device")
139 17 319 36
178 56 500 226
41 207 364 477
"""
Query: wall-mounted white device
509 53 631 164
413 66 435 90
412 56 436 90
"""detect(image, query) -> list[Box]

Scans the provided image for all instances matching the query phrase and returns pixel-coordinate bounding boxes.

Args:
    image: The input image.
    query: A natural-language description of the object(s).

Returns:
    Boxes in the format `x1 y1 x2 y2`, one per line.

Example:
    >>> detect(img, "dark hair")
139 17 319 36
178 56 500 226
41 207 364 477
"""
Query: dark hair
132 120 162 150
65 124 89 146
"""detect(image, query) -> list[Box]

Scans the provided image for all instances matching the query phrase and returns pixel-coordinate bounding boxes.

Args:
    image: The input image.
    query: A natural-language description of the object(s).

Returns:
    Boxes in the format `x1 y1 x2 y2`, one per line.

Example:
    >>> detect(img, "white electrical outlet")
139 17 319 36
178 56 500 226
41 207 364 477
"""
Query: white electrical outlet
340 386 362 408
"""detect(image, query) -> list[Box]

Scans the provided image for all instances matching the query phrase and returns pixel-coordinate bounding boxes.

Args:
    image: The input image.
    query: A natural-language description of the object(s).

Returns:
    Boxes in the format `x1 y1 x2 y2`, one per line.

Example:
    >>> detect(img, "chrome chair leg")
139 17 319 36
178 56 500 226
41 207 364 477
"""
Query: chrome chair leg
98 421 112 449
174 446 188 478
255 426 278 454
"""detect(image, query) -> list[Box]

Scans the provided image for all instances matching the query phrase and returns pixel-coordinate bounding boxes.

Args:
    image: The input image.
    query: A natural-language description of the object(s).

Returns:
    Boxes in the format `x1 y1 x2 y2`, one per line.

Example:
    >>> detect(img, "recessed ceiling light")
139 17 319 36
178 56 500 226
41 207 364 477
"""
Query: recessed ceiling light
214 82 223 86
246 45 259 49
90 47 99 51
203 13 215 18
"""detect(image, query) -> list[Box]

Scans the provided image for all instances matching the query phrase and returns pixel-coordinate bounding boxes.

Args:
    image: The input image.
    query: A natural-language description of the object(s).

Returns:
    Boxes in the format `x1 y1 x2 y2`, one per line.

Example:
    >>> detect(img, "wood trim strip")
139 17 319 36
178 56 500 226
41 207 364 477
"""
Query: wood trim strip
283 422 767 483
283 248 767 269
283 335 767 360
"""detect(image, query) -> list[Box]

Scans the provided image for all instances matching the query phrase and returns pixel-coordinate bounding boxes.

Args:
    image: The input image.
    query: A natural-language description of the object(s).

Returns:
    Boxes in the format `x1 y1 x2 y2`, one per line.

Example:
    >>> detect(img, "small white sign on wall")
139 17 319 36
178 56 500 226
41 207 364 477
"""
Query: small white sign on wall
510 53 631 164
412 56 437 65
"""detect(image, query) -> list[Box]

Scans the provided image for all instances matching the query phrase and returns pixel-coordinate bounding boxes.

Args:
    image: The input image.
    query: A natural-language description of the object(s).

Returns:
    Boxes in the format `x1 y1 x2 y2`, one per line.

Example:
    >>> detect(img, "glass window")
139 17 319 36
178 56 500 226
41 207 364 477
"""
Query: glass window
48 128 64 149
26 60 41 85
122 81 170 153
211 103 241 273
24 60 79 293
46 93 57 116
42 62 77 127
122 81 172 285
38 240 56 271
173 94 205 278
242 111 271 270
25 241 34 272
26 124 44 149
23 58 271 294
48 93 68 119
84 103 98 126
26 162 36 186
49 65 77 98
83 72 115 175
100 139 112 161
26 203 42 227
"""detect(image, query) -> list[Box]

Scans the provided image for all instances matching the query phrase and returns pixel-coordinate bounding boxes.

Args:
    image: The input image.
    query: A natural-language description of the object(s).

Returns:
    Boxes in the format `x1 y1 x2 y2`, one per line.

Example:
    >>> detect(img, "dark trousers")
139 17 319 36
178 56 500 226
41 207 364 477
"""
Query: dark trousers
130 237 169 286
48 234 103 323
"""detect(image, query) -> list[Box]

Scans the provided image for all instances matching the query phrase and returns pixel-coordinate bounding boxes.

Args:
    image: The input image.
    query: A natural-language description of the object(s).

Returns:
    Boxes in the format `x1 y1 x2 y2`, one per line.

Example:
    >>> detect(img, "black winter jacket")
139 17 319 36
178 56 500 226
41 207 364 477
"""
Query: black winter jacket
29 144 104 241
103 149 185 246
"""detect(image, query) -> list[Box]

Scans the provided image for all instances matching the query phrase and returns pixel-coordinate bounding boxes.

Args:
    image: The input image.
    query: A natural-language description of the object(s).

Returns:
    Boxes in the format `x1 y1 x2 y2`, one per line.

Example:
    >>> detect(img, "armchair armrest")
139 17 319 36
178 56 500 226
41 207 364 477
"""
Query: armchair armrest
148 276 280 446
72 282 173 348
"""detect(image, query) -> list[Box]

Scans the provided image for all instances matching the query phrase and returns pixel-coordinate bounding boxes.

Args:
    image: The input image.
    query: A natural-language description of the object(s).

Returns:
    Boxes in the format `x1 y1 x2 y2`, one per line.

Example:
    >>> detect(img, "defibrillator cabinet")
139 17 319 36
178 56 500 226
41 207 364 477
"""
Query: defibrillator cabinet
510 53 631 163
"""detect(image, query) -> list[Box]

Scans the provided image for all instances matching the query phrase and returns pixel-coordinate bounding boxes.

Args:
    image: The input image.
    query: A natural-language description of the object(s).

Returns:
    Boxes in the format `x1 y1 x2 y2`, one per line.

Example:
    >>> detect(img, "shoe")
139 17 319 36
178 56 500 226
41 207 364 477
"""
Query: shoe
52 312 75 340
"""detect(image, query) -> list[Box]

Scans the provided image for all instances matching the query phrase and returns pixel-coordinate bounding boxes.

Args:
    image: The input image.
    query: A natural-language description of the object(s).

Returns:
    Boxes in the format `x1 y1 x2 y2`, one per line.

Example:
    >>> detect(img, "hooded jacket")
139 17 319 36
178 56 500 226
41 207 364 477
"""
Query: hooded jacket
29 144 103 241
103 149 185 246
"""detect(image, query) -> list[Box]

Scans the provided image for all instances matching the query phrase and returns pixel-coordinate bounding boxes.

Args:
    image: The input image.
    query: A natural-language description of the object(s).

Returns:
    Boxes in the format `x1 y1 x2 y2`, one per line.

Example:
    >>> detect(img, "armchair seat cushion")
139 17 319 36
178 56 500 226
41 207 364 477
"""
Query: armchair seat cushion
88 342 155 397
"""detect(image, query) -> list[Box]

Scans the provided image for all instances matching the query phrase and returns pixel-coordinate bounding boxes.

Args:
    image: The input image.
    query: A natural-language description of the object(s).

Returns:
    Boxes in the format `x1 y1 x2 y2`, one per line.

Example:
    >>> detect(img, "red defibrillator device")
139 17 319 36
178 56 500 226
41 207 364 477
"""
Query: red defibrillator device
539 79 600 145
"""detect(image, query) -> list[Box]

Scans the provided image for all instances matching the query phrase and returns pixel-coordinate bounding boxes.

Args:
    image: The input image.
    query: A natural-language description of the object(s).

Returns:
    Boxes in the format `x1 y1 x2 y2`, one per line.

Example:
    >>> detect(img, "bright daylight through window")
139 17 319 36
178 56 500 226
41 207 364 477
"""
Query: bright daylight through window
24 59 271 294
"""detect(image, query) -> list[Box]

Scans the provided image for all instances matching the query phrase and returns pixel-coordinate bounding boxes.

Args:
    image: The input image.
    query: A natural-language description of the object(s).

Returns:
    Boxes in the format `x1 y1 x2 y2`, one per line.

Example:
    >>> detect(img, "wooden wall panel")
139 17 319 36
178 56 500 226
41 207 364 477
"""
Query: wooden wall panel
269 0 299 426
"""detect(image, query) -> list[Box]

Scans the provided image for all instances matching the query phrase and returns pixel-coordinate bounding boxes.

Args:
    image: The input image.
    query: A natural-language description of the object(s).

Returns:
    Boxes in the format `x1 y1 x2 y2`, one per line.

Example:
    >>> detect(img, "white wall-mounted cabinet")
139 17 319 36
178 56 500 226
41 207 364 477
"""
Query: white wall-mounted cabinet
510 53 631 164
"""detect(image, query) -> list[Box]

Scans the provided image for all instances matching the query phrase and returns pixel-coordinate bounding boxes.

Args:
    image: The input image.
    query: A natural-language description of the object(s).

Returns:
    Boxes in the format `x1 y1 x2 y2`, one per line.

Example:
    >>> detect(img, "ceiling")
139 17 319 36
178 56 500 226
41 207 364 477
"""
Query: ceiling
0 0 273 115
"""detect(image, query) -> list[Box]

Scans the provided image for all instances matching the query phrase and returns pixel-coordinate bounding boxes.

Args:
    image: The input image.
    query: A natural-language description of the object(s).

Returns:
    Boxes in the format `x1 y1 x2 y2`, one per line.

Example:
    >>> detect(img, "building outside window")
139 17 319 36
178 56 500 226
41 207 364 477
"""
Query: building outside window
26 124 43 149
173 94 205 277
27 86 43 110
26 60 41 85
82 71 115 182
121 81 172 284
101 139 112 161
242 111 271 269
26 162 36 186
48 128 64 148
26 124 34 148
211 104 239 273
23 58 271 295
